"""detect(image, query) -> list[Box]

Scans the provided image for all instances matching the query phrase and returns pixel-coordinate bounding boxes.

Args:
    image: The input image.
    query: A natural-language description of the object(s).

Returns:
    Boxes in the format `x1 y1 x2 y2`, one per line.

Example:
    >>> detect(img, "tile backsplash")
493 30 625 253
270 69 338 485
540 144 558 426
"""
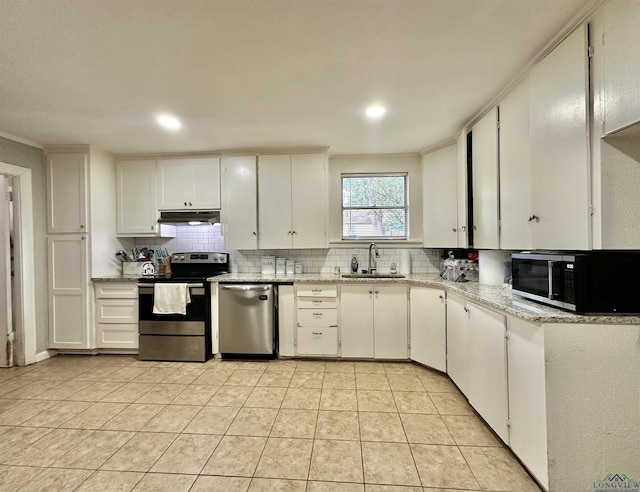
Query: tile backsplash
136 224 442 275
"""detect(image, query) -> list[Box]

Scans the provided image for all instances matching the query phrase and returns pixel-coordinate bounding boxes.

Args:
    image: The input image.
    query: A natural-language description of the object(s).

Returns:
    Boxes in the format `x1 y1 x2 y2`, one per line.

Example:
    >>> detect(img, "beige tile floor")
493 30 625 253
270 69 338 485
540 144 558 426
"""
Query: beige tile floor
0 356 542 492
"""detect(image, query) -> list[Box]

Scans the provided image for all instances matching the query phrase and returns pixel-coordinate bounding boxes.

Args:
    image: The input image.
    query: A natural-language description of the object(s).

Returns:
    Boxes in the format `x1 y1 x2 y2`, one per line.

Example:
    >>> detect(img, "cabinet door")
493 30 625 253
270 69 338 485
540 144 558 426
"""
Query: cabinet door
507 316 548 489
530 26 590 250
602 0 640 134
48 235 89 349
278 285 295 357
291 153 327 248
422 145 458 248
446 293 469 396
467 302 508 443
373 285 408 360
339 285 374 358
471 107 500 249
116 160 159 236
499 77 533 250
157 159 189 210
221 156 258 249
46 152 87 233
258 154 293 249
409 287 446 371
191 157 221 209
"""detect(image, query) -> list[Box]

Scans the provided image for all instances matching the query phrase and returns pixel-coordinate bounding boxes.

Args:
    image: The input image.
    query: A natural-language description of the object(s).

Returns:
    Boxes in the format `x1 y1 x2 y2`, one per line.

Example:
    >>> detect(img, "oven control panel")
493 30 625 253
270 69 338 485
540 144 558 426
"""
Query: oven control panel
171 252 228 264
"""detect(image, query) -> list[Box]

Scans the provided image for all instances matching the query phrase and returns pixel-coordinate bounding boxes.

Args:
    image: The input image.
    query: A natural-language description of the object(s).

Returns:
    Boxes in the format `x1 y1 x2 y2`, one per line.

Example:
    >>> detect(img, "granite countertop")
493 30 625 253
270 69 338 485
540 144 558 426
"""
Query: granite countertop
93 272 640 325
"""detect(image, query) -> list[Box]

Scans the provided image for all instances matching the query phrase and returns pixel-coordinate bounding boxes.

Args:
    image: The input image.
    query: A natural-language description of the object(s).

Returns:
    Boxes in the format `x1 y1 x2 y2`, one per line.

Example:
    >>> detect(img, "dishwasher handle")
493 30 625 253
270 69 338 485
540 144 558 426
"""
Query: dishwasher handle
220 285 271 292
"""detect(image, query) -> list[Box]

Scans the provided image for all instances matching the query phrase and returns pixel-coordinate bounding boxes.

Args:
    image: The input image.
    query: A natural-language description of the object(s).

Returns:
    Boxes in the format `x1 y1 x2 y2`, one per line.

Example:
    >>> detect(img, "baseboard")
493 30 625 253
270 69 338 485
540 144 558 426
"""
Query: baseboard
35 350 54 363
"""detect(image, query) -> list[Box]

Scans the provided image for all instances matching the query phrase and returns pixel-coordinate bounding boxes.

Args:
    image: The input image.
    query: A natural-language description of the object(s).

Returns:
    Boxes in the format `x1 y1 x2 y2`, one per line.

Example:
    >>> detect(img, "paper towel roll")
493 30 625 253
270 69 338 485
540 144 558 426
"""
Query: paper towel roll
399 250 412 274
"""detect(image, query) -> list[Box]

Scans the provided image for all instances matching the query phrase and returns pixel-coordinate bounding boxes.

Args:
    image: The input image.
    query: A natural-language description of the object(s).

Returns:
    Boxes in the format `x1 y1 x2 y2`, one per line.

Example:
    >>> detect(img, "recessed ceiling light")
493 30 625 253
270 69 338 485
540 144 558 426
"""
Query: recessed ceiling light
366 105 386 118
156 113 182 130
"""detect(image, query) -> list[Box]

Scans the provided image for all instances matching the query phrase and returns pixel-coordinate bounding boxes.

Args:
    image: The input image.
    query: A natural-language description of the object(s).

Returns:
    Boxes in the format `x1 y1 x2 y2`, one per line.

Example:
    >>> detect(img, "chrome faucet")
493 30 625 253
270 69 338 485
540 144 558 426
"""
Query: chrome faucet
368 242 379 274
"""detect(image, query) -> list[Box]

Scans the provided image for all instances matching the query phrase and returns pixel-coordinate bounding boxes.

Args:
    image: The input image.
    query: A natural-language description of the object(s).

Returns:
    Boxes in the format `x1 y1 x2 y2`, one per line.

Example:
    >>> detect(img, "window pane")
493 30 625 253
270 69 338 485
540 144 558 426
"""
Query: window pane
342 176 405 208
342 208 406 239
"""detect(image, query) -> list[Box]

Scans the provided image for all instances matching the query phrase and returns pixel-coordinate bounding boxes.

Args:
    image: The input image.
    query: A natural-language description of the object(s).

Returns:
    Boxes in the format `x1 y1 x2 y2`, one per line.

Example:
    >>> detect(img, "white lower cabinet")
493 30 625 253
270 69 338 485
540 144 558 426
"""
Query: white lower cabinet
94 282 138 350
446 293 508 443
295 284 338 357
340 284 408 359
409 287 446 371
277 285 295 357
506 316 548 488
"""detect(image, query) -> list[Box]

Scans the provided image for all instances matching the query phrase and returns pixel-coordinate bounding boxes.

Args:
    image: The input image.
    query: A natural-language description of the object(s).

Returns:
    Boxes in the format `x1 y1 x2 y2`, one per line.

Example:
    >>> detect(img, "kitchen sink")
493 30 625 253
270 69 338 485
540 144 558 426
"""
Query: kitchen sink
341 273 406 279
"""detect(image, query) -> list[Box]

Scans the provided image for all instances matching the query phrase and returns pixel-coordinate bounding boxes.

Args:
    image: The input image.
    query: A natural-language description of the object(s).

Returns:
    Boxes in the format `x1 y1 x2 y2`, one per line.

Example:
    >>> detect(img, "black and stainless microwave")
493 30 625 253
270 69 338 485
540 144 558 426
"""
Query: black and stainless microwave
512 251 640 314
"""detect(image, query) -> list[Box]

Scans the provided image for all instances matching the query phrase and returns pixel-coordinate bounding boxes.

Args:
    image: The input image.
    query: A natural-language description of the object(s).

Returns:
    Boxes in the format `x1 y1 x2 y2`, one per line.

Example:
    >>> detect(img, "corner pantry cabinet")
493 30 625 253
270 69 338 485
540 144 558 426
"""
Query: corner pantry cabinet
257 153 327 249
46 146 123 350
157 157 221 210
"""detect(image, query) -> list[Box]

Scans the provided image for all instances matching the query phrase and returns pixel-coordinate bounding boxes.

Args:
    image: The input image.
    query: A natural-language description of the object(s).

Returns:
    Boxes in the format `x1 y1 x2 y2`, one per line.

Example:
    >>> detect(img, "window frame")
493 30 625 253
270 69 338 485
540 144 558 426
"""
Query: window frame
341 172 408 241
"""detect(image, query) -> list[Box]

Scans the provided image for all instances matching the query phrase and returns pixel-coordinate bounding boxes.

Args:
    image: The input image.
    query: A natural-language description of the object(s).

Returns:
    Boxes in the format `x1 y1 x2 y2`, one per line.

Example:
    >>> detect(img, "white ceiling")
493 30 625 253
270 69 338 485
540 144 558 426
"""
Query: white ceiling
0 0 591 155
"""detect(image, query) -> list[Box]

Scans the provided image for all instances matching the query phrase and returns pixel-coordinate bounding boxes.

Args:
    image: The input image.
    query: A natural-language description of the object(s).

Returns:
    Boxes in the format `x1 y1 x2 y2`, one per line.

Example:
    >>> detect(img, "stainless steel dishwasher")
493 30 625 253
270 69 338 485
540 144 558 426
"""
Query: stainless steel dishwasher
218 284 275 359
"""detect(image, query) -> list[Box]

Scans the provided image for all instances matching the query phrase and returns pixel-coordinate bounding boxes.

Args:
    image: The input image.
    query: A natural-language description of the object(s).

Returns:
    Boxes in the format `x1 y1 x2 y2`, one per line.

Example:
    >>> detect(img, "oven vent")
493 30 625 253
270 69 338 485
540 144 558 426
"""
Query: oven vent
157 210 220 225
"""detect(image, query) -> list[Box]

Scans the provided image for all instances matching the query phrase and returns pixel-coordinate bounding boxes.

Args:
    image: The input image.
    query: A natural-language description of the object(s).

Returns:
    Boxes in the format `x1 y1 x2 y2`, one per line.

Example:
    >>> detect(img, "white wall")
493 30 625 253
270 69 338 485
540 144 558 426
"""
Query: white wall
328 154 423 244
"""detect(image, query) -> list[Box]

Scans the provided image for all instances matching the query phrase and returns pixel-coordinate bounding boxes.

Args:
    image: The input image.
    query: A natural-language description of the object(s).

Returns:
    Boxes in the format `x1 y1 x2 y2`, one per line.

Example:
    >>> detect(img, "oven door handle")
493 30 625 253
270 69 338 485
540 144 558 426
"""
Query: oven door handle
137 283 204 289
220 285 271 291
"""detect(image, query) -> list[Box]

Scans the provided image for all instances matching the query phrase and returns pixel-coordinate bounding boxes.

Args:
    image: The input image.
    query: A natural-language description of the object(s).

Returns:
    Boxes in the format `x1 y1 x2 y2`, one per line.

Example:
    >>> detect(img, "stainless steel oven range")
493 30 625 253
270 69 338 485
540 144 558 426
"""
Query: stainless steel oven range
137 252 228 362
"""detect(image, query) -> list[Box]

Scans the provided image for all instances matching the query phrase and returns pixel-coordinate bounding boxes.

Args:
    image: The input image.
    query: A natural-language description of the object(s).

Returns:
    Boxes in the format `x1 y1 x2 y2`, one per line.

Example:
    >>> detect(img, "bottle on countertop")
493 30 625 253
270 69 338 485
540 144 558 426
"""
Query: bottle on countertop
390 260 397 274
351 255 359 273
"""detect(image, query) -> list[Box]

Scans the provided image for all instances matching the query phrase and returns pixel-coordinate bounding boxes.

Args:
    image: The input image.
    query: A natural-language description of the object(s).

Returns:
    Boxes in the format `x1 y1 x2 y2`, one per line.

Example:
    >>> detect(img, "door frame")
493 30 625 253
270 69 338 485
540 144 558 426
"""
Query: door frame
0 161 37 366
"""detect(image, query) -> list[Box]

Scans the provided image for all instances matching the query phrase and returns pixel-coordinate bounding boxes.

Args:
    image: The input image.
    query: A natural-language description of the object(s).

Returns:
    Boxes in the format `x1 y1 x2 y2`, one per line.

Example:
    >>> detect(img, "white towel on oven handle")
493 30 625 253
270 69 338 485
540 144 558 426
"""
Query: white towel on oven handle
152 283 191 315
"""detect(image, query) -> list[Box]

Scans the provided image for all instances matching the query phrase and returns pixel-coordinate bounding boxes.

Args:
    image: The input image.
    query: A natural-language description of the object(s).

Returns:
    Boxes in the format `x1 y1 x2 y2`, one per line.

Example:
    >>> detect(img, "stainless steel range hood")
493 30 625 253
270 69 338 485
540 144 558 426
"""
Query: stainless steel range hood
158 210 220 225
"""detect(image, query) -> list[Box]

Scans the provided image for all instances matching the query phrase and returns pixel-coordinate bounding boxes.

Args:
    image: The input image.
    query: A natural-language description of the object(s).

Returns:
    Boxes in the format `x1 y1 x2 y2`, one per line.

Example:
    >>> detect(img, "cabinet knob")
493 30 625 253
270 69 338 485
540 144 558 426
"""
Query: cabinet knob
452 227 457 232
463 306 469 313
528 214 540 223
292 231 297 235
369 290 373 295
80 225 84 228
184 202 187 206
287 231 292 235
252 232 257 236
189 202 192 206
439 295 444 300
151 226 154 231
375 290 379 294
461 225 467 232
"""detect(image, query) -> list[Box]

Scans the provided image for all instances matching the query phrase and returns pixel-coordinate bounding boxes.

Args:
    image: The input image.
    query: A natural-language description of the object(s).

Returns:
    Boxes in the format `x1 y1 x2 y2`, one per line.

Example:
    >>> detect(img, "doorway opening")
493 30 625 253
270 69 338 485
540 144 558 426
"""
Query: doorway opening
0 162 37 366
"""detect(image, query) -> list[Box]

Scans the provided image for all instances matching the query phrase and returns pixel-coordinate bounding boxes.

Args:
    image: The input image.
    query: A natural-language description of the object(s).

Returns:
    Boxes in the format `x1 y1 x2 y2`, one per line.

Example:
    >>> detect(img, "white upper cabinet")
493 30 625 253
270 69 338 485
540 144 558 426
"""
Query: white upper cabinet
472 107 500 249
46 152 88 233
601 0 640 134
158 157 221 210
499 76 533 250
116 160 160 236
258 153 327 249
529 26 590 250
422 144 458 248
221 155 258 250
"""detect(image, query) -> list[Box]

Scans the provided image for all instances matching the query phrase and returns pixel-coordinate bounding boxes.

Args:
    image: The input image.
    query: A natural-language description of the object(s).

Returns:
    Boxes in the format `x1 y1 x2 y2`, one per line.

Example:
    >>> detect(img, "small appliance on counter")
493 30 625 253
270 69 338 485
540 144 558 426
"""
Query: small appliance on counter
512 251 640 314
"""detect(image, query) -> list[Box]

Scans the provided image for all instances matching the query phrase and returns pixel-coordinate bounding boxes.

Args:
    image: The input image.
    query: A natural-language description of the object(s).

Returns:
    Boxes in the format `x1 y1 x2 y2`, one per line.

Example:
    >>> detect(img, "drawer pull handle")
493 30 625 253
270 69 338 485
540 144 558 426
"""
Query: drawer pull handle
312 313 323 318
311 289 322 295
312 300 322 306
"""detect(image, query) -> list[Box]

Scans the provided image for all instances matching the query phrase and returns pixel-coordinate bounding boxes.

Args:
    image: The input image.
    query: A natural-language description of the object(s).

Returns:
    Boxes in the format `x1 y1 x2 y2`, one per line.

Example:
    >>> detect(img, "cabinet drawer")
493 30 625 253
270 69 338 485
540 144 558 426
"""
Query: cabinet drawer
297 326 338 356
297 309 337 327
96 299 138 323
297 297 338 309
296 284 337 298
95 283 138 299
96 324 139 349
